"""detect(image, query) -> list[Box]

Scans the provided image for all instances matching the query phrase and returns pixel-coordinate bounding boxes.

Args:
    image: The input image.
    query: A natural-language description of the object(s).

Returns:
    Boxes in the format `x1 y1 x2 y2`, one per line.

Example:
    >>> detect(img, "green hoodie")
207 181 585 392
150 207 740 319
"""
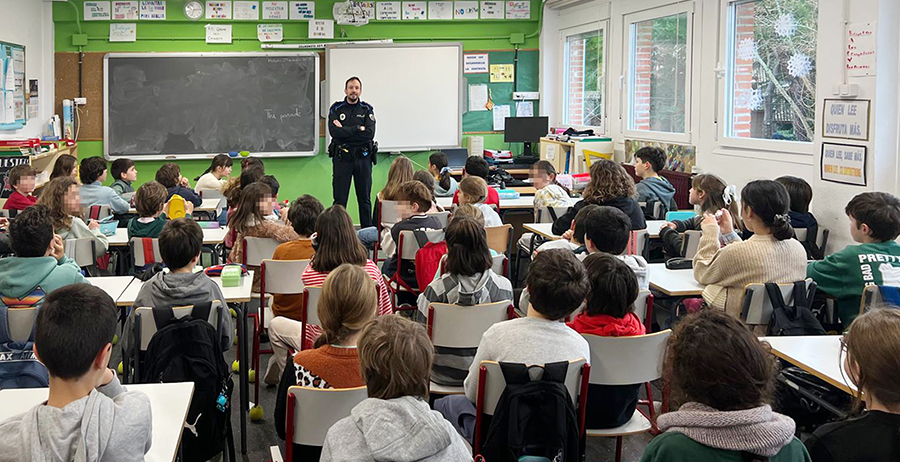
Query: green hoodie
0 256 86 299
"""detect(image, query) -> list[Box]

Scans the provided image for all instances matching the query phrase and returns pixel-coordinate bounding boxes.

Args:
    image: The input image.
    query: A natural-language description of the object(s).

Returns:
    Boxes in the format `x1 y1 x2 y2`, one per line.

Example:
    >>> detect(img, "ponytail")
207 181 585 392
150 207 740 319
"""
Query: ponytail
195 154 234 181
741 180 794 241
438 167 452 191
430 152 452 191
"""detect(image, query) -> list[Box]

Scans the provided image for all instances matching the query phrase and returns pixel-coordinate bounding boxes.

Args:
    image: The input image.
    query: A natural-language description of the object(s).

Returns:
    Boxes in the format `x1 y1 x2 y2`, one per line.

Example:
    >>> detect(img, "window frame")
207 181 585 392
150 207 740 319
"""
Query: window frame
559 20 608 135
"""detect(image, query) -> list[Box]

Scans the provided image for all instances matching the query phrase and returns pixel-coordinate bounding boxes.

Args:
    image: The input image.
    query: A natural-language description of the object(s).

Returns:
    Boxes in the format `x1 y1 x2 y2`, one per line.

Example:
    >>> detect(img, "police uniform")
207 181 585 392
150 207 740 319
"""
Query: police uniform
328 98 377 228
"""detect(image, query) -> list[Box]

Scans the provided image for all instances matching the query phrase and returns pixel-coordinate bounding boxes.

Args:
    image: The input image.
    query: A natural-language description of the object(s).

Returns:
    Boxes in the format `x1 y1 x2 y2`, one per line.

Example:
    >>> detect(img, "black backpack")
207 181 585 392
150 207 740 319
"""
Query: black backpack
766 281 825 336
481 361 582 462
140 303 234 462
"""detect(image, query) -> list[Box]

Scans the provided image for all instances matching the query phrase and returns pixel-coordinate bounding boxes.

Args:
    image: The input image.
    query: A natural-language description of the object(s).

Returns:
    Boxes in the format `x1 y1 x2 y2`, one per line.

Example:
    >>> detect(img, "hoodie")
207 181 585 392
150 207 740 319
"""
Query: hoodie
320 396 472 462
552 197 647 236
636 176 678 213
0 375 152 462
619 254 650 290
0 255 86 299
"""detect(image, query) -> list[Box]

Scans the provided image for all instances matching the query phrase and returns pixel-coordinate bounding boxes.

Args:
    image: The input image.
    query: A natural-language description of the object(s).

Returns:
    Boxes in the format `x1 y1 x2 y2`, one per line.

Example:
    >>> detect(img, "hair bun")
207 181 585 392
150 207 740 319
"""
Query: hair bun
773 213 791 225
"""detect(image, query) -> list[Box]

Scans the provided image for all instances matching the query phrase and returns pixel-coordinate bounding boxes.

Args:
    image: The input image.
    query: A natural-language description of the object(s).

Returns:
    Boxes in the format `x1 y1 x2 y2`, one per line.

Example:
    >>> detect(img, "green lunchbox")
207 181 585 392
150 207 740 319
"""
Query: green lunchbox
221 265 242 288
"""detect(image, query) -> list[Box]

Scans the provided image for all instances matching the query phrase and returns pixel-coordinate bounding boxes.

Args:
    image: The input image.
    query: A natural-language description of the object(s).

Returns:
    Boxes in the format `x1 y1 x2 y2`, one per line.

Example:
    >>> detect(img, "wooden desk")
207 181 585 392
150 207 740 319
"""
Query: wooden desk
648 263 705 297
117 271 254 306
645 220 666 239
129 198 220 215
522 223 558 240
436 196 576 211
509 186 536 195
87 276 141 307
450 168 530 177
761 336 856 395
0 382 195 462
107 227 229 247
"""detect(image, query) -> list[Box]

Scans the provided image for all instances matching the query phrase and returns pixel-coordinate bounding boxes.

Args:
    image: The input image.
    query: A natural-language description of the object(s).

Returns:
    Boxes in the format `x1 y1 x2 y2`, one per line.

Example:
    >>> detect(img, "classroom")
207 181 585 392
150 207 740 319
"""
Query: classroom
0 0 898 460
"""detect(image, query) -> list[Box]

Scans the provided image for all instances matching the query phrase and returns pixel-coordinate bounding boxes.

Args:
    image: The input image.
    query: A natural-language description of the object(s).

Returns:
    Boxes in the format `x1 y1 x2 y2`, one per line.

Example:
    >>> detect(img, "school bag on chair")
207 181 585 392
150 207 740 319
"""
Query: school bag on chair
414 230 448 290
766 281 825 336
0 288 49 388
140 302 234 462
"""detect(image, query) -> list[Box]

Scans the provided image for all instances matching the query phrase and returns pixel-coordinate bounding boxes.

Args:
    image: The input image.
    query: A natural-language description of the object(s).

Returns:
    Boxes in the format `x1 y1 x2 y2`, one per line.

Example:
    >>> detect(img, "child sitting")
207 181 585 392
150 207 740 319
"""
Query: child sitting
775 175 820 259
155 162 202 207
110 158 137 196
808 192 900 327
36 177 109 259
458 176 502 227
429 151 458 197
451 156 499 208
633 146 677 215
659 173 741 258
78 156 131 214
321 315 471 461
358 156 414 249
413 170 445 213
568 253 645 429
453 204 499 257
582 206 649 289
127 180 194 239
271 195 323 320
49 154 78 180
552 159 645 235
259 174 283 220
194 153 233 192
381 181 442 293
0 284 152 461
534 204 601 259
2 164 37 212
642 310 807 461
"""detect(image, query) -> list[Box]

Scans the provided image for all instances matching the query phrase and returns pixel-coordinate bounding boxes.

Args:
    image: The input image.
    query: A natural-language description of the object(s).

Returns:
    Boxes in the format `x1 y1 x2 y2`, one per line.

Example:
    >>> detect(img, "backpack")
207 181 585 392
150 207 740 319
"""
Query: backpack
481 361 582 462
140 303 234 462
414 230 448 290
0 288 49 389
766 281 825 336
796 224 823 261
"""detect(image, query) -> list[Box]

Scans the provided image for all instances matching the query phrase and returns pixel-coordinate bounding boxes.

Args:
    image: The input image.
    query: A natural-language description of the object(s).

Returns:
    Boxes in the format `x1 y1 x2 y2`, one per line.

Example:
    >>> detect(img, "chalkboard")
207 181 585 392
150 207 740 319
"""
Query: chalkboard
103 52 319 159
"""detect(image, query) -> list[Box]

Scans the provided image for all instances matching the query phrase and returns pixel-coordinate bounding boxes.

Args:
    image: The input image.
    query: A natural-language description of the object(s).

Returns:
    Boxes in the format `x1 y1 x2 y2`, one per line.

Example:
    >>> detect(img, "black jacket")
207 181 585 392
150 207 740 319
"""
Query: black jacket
328 99 376 149
551 197 647 235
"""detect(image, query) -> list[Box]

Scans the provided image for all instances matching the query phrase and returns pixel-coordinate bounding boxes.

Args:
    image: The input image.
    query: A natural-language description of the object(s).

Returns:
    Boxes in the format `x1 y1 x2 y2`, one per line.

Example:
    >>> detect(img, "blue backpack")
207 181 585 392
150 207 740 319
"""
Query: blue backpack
0 288 49 388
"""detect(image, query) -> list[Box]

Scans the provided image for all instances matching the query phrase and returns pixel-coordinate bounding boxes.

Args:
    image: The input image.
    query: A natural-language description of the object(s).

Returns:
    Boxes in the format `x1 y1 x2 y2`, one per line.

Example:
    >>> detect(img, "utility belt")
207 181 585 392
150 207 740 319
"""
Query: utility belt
329 141 378 163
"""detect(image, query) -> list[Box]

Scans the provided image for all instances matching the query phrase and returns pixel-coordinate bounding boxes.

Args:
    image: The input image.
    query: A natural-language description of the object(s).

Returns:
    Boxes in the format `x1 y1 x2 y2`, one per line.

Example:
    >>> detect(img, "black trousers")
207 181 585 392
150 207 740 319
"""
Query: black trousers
332 155 373 228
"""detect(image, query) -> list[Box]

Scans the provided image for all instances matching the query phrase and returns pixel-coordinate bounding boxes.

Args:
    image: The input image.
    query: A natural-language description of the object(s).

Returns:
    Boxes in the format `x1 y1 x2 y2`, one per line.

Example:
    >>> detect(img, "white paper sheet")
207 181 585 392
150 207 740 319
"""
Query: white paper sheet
480 0 503 19
454 0 478 19
289 1 314 20
205 24 233 43
113 1 139 20
376 1 400 19
505 0 529 19
84 1 111 20
262 1 287 19
492 104 510 131
402 1 426 19
515 101 533 117
3 91 15 123
4 68 14 91
257 23 283 42
428 1 452 19
468 84 488 112
206 1 232 19
309 19 334 38
110 23 137 42
139 0 166 20
234 1 260 19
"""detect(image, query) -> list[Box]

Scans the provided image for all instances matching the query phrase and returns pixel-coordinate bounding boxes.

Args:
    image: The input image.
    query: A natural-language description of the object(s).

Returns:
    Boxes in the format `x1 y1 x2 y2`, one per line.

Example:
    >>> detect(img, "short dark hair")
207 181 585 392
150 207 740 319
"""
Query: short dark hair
775 176 813 214
413 170 435 192
526 249 589 320
572 204 601 245
345 76 362 89
9 164 36 188
241 157 264 171
79 156 108 184
134 181 168 217
634 147 666 173
583 253 638 318
110 158 135 181
9 204 54 257
155 163 181 188
36 284 117 379
446 216 492 276
464 156 490 179
583 206 632 254
845 192 900 241
259 175 280 196
159 218 202 269
288 194 324 237
240 166 264 189
358 315 432 401
398 180 433 213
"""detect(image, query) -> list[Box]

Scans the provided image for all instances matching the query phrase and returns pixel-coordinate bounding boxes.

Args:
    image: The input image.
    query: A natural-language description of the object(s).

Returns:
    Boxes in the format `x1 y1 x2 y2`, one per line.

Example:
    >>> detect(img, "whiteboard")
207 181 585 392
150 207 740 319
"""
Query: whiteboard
326 43 463 152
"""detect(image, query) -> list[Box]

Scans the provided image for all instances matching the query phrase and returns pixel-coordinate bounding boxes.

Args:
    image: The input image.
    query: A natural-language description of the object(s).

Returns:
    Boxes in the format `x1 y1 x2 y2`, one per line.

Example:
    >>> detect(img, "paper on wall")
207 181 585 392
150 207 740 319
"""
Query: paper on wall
205 24 233 43
376 2 400 20
402 1 426 20
492 104 510 131
234 1 260 20
505 0 529 19
257 24 283 42
334 1 374 26
480 1 503 19
289 1 315 20
3 91 14 123
206 1 232 19
113 1 140 20
262 1 287 19
110 23 137 42
4 68 14 90
139 1 166 20
309 19 335 38
13 95 24 121
490 64 514 82
468 84 488 112
428 1 452 20
454 1 478 19
515 101 533 117
846 22 877 77
464 53 489 73
12 50 24 75
84 1 111 20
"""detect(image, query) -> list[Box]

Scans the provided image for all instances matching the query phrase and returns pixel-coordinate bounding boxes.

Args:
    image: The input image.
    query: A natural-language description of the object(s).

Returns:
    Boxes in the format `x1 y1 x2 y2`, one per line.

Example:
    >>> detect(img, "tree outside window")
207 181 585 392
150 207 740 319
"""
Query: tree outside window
630 12 689 134
564 29 604 127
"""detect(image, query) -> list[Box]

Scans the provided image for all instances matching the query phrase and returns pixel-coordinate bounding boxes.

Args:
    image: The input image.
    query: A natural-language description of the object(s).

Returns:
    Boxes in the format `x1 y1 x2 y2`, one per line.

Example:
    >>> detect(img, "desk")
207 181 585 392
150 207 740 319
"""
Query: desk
645 220 666 238
87 276 140 306
450 168 530 177
0 382 194 462
107 227 230 247
128 198 221 215
760 336 856 395
436 196 576 211
522 220 667 241
648 263 705 297
117 271 253 306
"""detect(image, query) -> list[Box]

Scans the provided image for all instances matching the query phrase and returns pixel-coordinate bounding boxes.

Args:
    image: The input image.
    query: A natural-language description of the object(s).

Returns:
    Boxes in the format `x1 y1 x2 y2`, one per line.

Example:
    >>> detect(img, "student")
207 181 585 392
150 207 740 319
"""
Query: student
271 194 324 320
552 159 646 235
49 153 78 180
451 204 499 257
582 206 649 289
451 156 500 208
429 151 458 197
693 180 807 320
382 181 443 292
194 153 233 192
127 180 194 239
127 218 232 354
222 166 266 239
155 162 202 207
804 308 900 462
78 156 131 214
358 156 414 249
807 192 900 327
0 217 10 254
37 177 109 259
0 284 152 461
774 175 817 229
641 310 808 462
531 160 571 211
259 175 283 220
413 170 444 213
110 158 137 196
568 253 645 429
2 164 37 212
633 147 677 214
242 156 264 171
457 176 502 227
535 204 601 260
0 204 86 297
274 264 375 461
416 216 513 386
320 315 472 462
659 173 742 258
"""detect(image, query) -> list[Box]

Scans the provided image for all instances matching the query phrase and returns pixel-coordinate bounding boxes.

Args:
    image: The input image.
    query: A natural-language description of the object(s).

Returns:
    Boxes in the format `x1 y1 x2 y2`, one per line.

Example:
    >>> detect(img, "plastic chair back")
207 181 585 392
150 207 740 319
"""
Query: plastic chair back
582 330 671 386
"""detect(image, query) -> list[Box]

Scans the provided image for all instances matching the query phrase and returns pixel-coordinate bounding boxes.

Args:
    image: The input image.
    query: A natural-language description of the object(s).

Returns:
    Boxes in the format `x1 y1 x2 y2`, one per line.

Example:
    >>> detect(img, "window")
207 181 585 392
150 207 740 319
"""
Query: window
725 0 818 143
563 27 604 129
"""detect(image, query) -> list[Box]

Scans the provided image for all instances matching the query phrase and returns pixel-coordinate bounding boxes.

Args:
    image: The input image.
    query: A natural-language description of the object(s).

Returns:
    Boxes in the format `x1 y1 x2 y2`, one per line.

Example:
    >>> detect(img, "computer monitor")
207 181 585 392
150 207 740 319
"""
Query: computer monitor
505 116 549 156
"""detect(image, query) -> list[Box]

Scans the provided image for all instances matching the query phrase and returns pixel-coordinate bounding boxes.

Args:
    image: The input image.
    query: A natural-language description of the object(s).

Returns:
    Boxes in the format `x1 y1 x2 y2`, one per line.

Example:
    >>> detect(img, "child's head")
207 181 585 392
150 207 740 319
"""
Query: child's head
463 156 490 180
159 218 202 271
446 216 492 277
429 152 453 192
843 308 900 410
9 204 55 257
259 175 280 198
229 182 273 233
312 205 368 272
583 253 638 318
381 156 415 201
195 153 233 181
526 249 589 321
583 159 636 203
740 180 794 240
240 166 264 189
844 192 900 243
358 314 433 401
690 173 742 229
134 181 168 218
287 194 324 237
155 162 182 189
530 160 566 193
667 309 777 411
111 158 137 183
36 177 80 230
8 164 36 195
633 147 666 177
774 176 812 214
458 176 488 206
452 203 485 227
79 156 108 185
571 204 601 245
314 263 378 348
50 154 77 180
241 156 264 171
397 180 433 218
413 170 435 192
35 284 117 382
583 206 632 254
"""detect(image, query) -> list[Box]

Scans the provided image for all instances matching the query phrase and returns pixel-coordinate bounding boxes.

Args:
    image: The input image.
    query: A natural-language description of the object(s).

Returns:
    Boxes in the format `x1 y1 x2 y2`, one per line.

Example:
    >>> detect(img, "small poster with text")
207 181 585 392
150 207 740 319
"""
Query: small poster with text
113 1 140 20
289 1 315 20
821 143 866 186
206 1 232 19
139 1 166 20
84 1 111 20
376 2 400 20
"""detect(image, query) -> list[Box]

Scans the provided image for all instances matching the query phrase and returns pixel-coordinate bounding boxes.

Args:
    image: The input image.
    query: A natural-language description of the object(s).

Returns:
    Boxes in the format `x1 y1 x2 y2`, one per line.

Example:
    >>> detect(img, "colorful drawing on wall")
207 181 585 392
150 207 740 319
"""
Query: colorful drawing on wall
624 139 696 173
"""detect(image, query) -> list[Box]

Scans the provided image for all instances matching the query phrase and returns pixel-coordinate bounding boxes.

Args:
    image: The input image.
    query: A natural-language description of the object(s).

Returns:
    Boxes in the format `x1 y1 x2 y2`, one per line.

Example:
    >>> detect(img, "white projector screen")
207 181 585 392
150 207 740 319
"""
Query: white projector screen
326 43 463 152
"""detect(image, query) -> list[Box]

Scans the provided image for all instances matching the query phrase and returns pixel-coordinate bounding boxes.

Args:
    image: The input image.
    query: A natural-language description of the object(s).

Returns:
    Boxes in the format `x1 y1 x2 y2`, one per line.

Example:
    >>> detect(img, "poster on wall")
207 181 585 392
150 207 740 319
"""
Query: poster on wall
289 1 315 20
0 156 31 199
376 2 400 20
846 22 876 77
257 24 283 41
233 1 260 20
454 0 478 19
480 1 503 19
505 1 529 19
113 1 140 20
402 2 426 20
309 19 335 38
822 143 866 186
110 23 138 42
205 24 233 43
84 1 112 20
262 1 287 20
463 53 489 73
823 99 870 141
206 1 232 19
139 1 166 20
489 64 513 82
428 1 452 20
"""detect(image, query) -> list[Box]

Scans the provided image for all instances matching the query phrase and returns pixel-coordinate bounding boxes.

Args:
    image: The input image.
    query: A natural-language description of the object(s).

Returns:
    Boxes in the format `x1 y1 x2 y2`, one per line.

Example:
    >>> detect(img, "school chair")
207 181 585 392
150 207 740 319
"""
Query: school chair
473 358 589 457
299 285 323 352
485 224 513 278
65 237 98 276
859 285 900 314
426 300 515 396
82 205 111 221
129 237 162 269
0 293 49 389
387 229 445 307
638 201 665 220
740 279 816 326
0 209 12 219
794 226 830 260
582 330 672 462
240 237 281 383
626 229 650 261
272 385 368 462
490 253 507 276
427 210 451 228
198 189 224 221
566 290 654 330
372 200 400 264
535 205 570 224
682 230 702 259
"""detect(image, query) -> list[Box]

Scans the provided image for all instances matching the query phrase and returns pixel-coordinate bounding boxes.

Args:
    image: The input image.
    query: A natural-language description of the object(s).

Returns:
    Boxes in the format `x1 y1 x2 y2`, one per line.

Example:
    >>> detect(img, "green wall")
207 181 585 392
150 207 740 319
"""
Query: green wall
53 1 541 222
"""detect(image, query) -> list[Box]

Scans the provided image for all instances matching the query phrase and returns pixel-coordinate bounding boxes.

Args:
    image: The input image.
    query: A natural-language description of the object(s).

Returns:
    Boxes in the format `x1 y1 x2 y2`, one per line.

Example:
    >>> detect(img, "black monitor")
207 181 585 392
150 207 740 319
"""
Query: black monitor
505 116 549 156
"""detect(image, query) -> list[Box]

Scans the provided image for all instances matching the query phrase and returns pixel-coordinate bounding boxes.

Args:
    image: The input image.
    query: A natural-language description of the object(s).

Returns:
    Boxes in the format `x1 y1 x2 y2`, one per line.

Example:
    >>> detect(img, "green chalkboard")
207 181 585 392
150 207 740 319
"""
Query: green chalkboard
463 49 539 133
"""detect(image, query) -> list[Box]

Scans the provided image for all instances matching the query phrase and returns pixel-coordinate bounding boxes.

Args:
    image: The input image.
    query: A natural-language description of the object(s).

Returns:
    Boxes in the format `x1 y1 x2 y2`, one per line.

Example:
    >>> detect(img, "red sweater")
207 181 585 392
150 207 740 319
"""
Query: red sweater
452 185 500 208
567 312 646 337
2 191 36 211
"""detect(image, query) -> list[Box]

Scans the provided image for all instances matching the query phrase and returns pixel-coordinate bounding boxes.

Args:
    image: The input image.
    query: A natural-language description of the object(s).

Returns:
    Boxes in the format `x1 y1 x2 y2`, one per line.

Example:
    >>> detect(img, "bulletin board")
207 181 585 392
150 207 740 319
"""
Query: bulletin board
463 49 539 133
0 41 26 130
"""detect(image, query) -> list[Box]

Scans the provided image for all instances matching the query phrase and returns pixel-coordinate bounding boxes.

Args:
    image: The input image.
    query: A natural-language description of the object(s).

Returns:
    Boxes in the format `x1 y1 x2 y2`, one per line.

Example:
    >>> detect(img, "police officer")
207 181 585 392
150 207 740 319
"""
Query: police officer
328 76 377 228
